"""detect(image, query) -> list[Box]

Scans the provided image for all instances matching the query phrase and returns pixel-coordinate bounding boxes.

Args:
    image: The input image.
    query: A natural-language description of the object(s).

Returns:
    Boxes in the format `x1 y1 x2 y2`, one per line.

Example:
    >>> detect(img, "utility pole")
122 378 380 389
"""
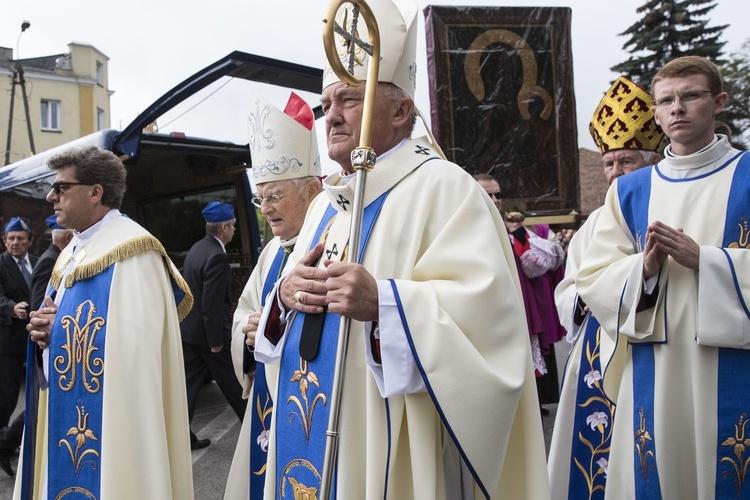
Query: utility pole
4 21 34 166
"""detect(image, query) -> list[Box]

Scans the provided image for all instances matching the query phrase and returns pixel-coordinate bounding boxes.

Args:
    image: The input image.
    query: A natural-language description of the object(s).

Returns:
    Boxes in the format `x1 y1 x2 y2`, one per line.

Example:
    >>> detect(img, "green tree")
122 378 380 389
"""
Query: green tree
720 40 750 150
611 0 727 87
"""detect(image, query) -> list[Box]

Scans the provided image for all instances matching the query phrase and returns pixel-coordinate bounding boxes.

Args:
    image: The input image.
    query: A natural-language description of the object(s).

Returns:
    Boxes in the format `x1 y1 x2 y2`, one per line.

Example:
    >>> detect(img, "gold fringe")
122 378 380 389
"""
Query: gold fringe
62 235 194 321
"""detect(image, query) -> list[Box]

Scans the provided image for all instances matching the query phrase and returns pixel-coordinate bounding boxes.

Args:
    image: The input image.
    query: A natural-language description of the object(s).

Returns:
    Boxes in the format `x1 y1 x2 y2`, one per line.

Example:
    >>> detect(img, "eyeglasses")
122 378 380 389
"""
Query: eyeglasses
251 191 292 208
487 191 502 200
655 90 714 108
51 181 92 194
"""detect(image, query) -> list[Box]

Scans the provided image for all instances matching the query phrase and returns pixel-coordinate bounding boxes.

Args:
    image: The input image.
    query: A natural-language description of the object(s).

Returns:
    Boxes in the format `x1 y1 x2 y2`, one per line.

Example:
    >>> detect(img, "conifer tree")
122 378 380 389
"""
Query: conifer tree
720 40 750 150
611 0 727 87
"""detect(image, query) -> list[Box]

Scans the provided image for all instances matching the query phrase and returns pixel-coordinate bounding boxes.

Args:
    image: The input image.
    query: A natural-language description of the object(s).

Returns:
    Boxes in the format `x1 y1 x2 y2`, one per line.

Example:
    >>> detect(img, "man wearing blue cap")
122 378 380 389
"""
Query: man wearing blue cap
29 215 73 312
180 201 245 449
0 218 37 453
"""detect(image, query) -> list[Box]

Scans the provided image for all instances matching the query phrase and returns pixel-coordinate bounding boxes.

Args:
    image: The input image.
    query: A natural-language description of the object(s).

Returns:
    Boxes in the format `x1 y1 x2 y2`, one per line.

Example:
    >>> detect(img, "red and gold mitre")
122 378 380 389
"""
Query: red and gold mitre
589 76 664 154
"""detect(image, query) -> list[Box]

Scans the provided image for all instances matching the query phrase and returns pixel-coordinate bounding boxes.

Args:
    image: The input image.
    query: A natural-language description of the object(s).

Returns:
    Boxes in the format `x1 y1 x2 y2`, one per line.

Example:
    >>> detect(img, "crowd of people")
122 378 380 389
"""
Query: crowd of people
0 0 746 498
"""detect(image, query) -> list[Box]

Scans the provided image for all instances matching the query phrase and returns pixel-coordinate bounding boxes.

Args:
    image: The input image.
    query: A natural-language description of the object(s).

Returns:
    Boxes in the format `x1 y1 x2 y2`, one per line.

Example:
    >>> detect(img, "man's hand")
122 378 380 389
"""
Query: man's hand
210 345 223 353
13 301 29 320
323 260 379 322
243 310 262 348
644 220 700 277
280 243 328 313
503 212 525 233
27 296 57 349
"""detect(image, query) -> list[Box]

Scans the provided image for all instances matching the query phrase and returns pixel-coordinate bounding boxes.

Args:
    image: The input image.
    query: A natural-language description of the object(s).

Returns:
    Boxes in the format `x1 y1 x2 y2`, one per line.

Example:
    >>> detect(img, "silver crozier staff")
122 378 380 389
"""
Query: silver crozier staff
320 0 380 498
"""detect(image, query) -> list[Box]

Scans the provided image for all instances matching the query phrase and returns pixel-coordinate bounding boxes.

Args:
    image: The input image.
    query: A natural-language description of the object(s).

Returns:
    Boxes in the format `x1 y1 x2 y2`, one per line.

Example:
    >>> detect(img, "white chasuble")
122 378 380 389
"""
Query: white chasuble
257 136 549 500
577 138 750 499
14 215 194 500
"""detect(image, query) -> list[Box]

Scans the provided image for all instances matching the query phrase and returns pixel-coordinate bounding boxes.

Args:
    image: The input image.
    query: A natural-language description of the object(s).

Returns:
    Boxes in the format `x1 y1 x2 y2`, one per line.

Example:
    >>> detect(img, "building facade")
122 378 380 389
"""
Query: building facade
0 42 112 165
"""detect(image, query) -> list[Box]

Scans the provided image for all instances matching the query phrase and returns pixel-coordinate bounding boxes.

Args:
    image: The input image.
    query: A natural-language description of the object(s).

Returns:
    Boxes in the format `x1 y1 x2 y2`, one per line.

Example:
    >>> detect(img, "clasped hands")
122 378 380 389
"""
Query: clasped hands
27 296 56 349
280 242 378 323
643 220 700 278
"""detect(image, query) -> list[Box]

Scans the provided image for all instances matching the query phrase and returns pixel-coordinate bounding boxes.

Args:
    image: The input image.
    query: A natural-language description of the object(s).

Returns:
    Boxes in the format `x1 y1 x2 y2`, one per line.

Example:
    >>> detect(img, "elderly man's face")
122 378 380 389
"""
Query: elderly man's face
3 230 31 258
321 81 403 173
257 179 315 241
601 150 652 185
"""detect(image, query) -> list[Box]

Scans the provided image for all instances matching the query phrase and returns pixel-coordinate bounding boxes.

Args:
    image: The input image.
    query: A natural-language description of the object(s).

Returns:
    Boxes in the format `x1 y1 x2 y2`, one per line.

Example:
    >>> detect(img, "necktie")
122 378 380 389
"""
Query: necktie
18 258 32 288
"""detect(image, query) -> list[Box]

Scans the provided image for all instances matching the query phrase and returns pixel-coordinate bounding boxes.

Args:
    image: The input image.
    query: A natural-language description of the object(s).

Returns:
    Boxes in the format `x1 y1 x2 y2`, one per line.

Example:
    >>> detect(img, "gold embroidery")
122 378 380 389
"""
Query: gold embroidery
253 392 273 476
288 477 318 500
720 413 750 494
58 402 100 476
287 359 327 441
54 300 105 393
58 235 193 322
279 459 320 499
635 407 655 479
574 328 615 498
728 218 750 249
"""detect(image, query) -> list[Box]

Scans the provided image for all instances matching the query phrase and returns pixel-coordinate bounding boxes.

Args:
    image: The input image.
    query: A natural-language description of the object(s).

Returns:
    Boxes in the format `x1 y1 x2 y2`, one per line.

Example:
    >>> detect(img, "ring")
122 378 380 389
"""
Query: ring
294 291 303 304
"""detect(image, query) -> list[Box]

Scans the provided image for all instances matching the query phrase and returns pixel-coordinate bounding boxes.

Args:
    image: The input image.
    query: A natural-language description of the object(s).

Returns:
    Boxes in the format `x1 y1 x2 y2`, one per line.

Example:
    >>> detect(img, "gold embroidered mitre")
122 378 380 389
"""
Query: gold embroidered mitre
589 76 664 153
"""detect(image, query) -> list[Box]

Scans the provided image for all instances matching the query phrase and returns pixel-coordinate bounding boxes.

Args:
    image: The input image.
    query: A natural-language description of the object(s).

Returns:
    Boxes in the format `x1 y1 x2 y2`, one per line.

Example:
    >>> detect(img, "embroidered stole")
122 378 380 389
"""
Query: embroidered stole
715 152 750 499
46 265 113 499
273 192 388 499
248 245 290 499
567 314 615 500
618 152 750 498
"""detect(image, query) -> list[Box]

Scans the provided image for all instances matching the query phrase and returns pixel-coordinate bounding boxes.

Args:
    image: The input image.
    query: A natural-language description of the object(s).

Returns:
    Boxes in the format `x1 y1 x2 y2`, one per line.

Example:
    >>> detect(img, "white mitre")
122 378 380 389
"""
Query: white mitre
248 92 322 183
323 0 419 99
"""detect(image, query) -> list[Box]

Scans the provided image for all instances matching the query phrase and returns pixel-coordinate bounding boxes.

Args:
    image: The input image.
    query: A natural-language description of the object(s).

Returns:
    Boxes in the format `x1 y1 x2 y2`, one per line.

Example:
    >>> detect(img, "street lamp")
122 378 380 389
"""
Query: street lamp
16 21 30 60
5 20 35 165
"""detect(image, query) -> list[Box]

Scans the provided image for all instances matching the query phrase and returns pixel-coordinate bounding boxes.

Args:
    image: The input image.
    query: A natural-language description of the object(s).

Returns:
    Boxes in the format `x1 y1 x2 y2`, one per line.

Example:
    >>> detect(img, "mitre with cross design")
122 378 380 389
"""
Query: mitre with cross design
589 76 664 154
323 0 419 99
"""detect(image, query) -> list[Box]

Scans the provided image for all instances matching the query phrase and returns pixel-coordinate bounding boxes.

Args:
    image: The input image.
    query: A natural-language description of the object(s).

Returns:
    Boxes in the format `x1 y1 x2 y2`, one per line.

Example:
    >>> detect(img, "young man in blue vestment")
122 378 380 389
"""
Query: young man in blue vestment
577 56 750 499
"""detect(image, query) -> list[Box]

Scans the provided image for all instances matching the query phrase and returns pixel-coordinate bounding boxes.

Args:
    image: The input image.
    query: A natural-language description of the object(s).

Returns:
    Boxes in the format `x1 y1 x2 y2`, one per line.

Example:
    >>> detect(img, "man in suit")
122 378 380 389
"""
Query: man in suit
30 215 74 311
0 217 37 476
180 202 245 450
0 216 75 477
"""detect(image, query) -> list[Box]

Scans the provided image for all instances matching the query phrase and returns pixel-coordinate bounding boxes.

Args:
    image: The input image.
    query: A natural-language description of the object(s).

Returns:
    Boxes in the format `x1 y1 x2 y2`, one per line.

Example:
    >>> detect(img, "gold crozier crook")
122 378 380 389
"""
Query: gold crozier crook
320 1 380 499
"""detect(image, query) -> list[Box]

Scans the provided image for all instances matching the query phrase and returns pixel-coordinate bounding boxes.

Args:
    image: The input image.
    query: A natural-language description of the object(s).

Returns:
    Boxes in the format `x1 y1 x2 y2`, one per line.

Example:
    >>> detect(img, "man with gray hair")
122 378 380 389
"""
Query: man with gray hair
21 145 194 499
180 200 245 450
549 76 662 500
225 91 322 499
253 0 549 497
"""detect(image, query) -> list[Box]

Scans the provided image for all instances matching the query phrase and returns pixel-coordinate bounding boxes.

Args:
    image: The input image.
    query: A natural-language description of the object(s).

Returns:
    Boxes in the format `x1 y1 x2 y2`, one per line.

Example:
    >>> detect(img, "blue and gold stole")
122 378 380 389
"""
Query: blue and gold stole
715 152 750 499
619 152 750 498
248 245 290 499
618 165 662 498
46 265 114 499
273 191 388 499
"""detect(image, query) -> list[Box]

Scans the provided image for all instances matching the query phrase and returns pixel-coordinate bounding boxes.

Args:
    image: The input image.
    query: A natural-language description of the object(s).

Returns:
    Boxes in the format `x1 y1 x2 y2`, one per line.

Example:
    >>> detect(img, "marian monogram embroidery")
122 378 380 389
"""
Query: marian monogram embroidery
728 218 750 248
54 299 105 393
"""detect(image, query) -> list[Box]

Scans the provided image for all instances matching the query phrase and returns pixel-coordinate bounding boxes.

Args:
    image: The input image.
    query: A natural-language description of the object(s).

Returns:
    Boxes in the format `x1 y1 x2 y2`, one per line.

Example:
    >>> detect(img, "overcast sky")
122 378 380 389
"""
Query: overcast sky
2 0 746 174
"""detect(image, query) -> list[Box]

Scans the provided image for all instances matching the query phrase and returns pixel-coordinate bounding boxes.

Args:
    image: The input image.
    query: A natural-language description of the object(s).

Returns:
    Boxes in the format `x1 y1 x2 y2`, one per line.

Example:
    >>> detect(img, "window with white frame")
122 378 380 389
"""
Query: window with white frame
41 99 61 131
97 107 106 131
96 61 104 86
